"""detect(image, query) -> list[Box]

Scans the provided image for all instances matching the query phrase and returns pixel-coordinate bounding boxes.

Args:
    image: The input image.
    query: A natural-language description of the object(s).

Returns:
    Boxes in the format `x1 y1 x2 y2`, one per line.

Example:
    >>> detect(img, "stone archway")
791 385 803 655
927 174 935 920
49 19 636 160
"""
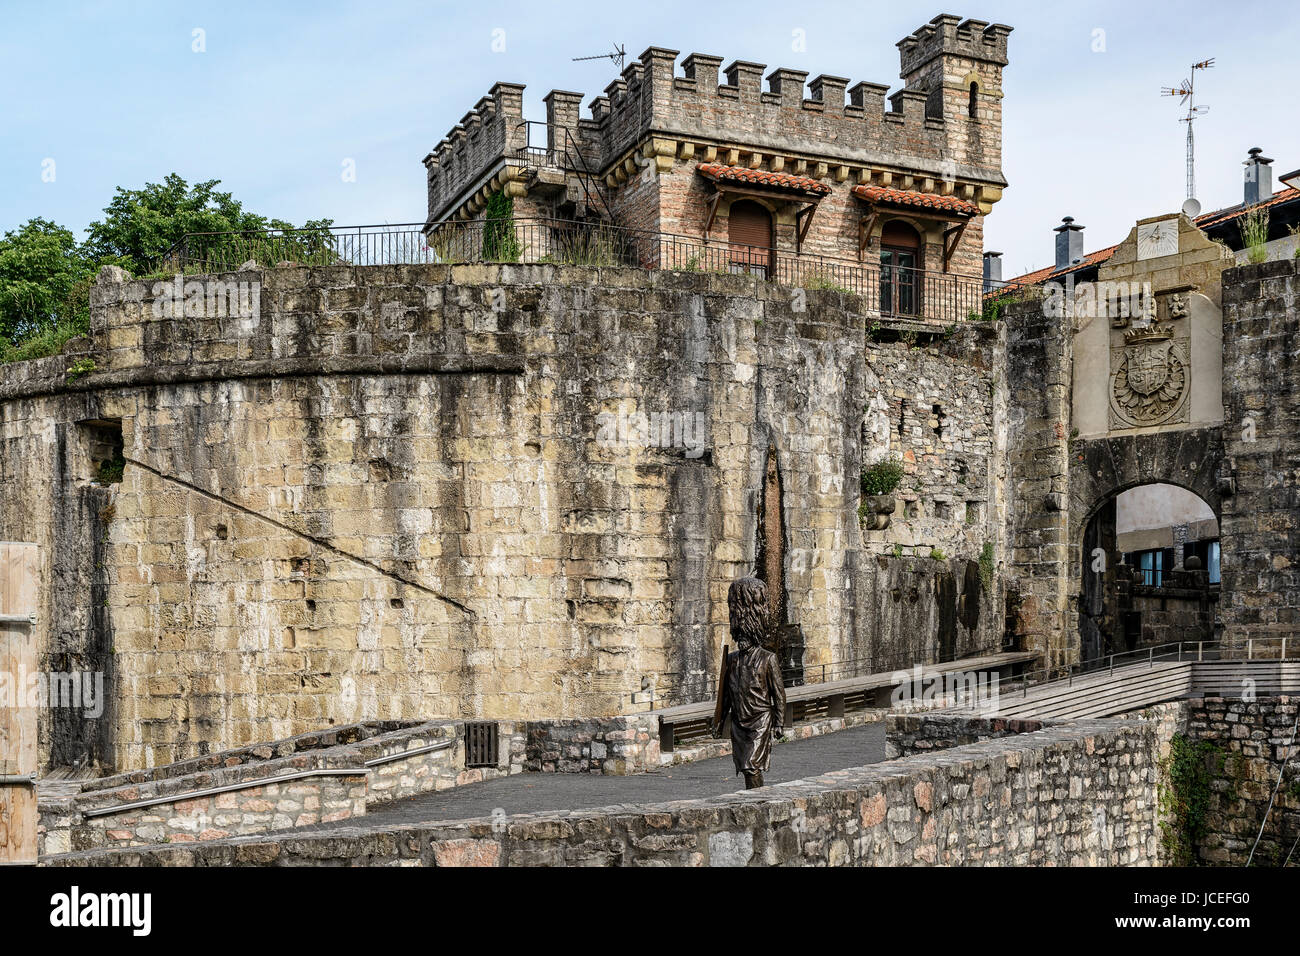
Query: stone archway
1069 426 1225 661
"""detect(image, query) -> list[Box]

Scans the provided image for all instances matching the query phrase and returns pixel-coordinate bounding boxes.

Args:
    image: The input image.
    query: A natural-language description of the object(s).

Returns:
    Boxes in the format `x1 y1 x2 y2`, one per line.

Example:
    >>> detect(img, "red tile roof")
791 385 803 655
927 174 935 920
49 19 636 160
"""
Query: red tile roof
998 244 1120 293
1194 186 1299 228
852 185 979 218
696 163 832 196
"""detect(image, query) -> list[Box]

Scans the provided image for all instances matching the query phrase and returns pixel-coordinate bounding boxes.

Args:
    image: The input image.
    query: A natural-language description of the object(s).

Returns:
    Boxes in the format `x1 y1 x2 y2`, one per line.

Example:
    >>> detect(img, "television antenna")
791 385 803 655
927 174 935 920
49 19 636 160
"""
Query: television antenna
1162 58 1214 201
573 44 627 73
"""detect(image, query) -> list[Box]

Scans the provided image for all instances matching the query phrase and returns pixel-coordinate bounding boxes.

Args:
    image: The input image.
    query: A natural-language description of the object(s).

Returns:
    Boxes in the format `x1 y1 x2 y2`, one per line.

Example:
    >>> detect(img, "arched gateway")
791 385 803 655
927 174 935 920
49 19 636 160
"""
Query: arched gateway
1006 210 1237 669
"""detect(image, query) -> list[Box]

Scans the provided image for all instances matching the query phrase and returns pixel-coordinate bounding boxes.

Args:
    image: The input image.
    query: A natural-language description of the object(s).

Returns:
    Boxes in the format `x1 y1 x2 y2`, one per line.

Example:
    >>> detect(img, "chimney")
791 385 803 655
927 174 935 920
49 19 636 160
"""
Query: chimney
1053 217 1085 272
1244 147 1274 205
983 251 1003 292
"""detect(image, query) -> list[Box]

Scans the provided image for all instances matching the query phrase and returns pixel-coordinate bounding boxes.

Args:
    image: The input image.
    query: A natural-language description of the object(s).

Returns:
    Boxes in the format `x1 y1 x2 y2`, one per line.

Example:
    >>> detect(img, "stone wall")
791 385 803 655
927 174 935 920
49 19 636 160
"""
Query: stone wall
1003 292 1073 667
45 716 1164 867
884 712 1045 758
0 263 871 771
855 321 1009 669
1219 258 1300 645
523 715 660 774
38 718 526 853
1183 696 1300 866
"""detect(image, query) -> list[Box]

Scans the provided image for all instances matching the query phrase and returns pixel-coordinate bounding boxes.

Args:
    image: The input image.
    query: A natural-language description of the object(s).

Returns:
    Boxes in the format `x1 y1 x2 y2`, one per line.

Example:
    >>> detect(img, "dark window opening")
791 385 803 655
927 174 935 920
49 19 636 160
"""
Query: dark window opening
465 722 499 768
968 82 978 118
79 419 124 485
1183 539 1222 584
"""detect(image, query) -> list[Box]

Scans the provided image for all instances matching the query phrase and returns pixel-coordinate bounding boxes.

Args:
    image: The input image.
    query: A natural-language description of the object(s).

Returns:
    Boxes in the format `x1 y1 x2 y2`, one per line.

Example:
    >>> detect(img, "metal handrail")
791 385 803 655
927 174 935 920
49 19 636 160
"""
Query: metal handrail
362 737 457 768
80 767 370 819
631 641 1015 712
1000 636 1297 700
634 636 1298 715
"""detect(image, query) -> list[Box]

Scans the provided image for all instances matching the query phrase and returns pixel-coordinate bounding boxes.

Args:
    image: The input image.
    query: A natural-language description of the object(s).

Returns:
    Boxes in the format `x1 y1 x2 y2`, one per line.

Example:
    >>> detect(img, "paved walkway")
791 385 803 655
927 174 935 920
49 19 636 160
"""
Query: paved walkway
298 722 887 831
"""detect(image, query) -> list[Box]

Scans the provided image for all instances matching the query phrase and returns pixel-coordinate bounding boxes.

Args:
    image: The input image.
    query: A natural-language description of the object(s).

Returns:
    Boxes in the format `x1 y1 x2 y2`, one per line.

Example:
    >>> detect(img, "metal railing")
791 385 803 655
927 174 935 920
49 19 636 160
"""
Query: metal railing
994 636 1297 700
628 641 1015 712
629 636 1299 714
170 217 991 323
509 121 613 220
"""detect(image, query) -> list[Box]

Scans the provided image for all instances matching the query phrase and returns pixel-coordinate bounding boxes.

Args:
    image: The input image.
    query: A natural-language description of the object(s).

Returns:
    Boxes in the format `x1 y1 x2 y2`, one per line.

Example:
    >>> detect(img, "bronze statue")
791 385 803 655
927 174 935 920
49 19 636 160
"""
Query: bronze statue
714 576 786 789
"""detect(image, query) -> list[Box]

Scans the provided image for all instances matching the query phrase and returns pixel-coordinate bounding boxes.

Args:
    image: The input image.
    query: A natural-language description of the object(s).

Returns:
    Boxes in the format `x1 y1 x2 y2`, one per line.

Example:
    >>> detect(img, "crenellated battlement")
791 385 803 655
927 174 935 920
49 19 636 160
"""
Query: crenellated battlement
897 14 1012 77
422 82 525 226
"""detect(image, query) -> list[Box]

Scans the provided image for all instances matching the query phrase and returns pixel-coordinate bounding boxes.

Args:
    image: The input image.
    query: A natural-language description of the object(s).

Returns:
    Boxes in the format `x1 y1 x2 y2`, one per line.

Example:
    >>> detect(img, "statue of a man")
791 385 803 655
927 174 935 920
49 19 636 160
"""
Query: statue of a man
714 576 786 789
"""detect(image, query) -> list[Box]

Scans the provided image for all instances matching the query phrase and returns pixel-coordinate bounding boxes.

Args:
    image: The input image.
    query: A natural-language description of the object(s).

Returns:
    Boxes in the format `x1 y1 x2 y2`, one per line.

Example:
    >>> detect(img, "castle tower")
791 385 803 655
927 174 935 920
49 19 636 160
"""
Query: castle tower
898 14 1012 175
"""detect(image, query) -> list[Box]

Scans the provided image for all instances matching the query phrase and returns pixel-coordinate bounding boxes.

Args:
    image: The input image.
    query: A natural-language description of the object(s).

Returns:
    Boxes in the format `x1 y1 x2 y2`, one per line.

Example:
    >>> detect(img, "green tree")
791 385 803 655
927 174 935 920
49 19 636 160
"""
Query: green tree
82 173 307 275
0 217 93 347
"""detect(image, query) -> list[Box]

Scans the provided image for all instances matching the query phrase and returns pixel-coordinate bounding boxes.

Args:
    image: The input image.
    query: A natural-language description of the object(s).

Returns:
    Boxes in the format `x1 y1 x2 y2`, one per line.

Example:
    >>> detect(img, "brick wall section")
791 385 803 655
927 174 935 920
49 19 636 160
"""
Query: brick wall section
1184 696 1300 865
45 717 1163 867
1220 259 1300 644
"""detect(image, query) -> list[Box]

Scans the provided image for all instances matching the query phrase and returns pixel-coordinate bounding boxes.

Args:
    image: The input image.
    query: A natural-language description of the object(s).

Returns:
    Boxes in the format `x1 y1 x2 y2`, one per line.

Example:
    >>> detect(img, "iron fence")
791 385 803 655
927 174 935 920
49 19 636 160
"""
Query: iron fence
171 217 994 322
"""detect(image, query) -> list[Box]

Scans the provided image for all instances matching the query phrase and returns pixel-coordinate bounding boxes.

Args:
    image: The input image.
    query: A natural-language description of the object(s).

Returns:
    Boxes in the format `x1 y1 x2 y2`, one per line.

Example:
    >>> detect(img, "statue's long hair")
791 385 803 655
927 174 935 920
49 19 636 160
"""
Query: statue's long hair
728 576 769 650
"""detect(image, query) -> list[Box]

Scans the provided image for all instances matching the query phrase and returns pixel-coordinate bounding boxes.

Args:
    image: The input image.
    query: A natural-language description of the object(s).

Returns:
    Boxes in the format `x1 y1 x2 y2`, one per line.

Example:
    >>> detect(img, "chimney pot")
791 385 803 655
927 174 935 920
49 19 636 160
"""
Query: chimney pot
1053 217 1085 272
983 251 1003 291
1244 147 1274 206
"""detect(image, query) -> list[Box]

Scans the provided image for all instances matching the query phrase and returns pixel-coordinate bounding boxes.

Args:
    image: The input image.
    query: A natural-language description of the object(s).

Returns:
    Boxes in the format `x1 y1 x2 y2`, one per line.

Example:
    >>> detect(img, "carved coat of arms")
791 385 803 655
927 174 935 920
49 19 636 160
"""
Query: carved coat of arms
1111 336 1188 426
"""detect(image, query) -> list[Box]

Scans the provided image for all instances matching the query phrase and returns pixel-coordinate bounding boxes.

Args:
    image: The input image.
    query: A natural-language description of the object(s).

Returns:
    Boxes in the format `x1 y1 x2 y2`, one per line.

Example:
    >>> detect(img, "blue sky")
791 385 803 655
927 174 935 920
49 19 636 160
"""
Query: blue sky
1 0 1295 276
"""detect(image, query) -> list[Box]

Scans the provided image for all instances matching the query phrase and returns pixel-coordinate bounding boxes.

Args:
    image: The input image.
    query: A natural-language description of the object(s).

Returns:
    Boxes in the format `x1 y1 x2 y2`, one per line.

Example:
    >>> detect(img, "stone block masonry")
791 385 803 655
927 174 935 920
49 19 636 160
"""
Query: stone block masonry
0 263 872 771
1220 259 1300 645
885 712 1046 758
1183 696 1300 866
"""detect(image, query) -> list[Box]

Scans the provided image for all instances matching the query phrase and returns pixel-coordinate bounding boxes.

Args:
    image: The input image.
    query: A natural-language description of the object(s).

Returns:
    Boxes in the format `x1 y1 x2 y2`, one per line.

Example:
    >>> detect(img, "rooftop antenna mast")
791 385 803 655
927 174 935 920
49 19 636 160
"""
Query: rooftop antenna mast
1162 58 1214 201
573 43 627 73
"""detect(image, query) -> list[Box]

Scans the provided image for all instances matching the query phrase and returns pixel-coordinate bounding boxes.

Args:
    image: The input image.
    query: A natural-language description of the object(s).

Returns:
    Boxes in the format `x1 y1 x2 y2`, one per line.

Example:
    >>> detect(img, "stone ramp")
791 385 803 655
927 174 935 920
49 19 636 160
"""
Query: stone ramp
276 722 888 834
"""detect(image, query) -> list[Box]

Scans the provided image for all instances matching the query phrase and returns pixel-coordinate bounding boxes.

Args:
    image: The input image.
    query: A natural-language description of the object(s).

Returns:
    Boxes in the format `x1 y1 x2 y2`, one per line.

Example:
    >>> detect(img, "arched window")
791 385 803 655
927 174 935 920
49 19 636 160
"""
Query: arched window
727 200 773 278
880 221 922 316
968 82 978 118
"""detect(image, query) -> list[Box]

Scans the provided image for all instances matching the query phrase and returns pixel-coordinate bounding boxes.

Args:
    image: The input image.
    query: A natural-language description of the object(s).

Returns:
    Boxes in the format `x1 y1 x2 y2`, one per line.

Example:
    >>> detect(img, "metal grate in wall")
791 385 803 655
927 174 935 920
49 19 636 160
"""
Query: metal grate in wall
464 722 499 768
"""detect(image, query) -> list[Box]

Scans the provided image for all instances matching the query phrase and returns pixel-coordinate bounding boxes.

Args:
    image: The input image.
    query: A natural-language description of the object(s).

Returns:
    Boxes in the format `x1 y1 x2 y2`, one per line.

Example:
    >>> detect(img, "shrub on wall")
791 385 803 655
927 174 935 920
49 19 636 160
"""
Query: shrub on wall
861 457 905 497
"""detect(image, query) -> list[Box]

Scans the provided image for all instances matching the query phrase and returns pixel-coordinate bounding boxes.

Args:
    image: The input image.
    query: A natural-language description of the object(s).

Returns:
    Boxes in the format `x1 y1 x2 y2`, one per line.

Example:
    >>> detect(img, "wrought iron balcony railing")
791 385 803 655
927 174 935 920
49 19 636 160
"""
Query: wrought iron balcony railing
168 217 997 323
